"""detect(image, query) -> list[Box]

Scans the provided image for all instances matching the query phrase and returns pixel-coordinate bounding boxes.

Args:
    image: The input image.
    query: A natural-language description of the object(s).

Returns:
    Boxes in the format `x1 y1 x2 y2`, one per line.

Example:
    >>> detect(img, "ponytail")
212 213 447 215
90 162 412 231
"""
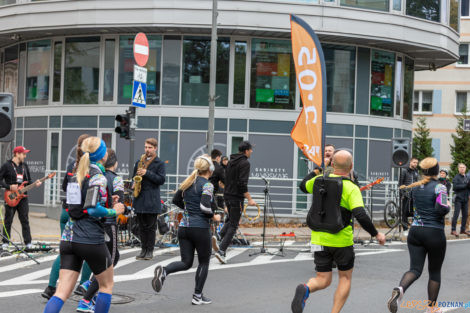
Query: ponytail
76 152 90 188
400 176 431 190
179 169 198 191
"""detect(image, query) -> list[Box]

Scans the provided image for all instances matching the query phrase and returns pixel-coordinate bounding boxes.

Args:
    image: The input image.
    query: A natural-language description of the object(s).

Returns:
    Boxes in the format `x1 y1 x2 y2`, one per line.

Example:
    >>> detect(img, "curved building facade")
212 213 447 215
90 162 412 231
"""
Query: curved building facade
0 0 459 210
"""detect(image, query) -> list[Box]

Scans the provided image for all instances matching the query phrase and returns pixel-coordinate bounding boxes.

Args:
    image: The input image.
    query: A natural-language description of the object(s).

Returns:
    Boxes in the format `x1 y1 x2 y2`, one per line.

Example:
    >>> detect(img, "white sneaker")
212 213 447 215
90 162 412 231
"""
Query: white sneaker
211 236 219 252
25 243 33 250
1 243 8 250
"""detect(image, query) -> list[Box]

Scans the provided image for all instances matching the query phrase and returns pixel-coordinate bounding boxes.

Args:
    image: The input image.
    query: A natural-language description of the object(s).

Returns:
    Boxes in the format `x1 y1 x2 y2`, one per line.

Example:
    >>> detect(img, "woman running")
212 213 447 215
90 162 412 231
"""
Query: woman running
43 137 125 313
42 134 92 299
77 148 125 312
151 154 221 305
387 157 450 313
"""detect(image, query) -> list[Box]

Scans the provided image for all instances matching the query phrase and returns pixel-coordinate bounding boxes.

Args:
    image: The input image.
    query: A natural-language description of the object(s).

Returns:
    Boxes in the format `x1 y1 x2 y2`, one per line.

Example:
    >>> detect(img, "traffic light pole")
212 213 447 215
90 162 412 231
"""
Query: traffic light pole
207 0 217 152
128 106 136 179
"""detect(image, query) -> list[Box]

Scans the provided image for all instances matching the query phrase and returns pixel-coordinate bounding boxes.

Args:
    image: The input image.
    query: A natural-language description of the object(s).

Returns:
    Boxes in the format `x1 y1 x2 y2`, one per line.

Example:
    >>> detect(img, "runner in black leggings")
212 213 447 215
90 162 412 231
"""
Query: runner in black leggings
151 155 221 305
387 157 450 313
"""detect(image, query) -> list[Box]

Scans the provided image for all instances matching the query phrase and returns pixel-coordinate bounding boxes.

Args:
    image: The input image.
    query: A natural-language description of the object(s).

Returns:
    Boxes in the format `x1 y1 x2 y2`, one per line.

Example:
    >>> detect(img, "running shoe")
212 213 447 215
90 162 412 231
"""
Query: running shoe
211 236 219 252
76 299 95 313
41 285 56 300
1 243 8 250
214 250 226 264
74 280 91 296
151 265 165 292
387 287 403 313
291 284 309 313
192 294 212 305
25 243 33 250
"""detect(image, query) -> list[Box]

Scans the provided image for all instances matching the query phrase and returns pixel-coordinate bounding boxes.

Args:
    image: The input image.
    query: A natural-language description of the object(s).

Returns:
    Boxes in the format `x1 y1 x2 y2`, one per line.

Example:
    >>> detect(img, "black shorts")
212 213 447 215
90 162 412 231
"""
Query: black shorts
314 245 355 272
60 241 112 275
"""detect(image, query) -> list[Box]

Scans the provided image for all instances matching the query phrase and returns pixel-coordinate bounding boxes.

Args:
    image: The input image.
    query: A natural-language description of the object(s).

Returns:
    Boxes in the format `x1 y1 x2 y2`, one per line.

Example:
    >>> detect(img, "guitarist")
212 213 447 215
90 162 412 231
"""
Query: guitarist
0 146 42 250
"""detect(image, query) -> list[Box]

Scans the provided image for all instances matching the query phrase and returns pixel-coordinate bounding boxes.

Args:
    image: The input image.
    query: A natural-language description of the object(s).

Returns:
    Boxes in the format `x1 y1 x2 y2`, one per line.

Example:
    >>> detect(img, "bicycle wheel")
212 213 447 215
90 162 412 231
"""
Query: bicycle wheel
384 200 399 228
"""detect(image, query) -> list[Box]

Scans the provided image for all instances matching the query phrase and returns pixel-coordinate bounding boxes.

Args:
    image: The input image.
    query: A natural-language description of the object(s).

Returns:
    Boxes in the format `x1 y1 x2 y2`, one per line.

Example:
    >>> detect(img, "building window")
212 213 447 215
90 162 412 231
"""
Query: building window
118 35 162 105
456 91 469 113
162 36 181 105
324 44 356 113
181 36 230 107
458 44 469 65
52 41 62 102
250 38 296 110
393 0 402 10
449 0 459 32
26 40 51 106
406 0 440 22
233 41 247 105
370 50 395 117
462 0 469 16
64 37 100 104
340 0 389 11
103 39 115 102
413 90 433 113
403 57 414 121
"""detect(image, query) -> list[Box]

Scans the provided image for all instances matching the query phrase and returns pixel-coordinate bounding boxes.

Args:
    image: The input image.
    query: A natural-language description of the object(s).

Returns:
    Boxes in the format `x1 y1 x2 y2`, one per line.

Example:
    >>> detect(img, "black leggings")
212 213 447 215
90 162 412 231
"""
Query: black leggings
84 224 120 301
164 227 211 294
399 226 446 306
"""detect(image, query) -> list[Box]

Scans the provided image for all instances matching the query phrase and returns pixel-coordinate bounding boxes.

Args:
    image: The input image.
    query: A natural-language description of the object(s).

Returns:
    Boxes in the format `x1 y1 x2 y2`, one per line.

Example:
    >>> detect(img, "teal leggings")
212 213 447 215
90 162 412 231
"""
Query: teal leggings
47 209 92 287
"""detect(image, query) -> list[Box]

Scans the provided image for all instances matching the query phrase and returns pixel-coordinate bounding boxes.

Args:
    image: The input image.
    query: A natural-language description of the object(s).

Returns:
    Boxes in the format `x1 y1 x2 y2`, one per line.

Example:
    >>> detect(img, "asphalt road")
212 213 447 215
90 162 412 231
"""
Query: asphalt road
0 239 469 313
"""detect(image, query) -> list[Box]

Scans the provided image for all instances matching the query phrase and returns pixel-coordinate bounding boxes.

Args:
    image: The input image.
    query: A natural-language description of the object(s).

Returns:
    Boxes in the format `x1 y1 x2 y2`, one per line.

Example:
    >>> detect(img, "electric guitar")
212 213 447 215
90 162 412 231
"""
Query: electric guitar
4 172 56 207
360 177 385 192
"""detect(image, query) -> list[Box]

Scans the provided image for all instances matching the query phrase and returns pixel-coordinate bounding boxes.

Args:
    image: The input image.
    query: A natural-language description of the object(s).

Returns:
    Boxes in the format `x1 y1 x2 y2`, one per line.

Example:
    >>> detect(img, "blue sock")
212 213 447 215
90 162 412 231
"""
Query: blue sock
43 296 64 313
94 292 112 313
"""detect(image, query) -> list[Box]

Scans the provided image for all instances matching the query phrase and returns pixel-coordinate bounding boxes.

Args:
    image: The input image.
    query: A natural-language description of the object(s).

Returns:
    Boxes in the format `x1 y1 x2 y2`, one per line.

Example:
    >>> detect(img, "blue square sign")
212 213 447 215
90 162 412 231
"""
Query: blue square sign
132 80 147 108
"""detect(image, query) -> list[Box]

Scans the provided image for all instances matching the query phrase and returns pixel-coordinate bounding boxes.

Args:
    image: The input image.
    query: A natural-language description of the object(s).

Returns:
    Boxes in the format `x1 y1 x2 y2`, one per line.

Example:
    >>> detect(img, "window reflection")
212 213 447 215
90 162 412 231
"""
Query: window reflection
370 50 395 117
26 40 50 106
406 0 440 22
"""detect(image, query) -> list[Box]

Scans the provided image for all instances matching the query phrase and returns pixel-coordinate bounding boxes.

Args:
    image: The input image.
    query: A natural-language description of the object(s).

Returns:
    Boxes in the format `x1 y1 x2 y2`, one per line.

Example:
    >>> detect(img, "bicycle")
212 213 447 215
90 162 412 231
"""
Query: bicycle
384 186 411 229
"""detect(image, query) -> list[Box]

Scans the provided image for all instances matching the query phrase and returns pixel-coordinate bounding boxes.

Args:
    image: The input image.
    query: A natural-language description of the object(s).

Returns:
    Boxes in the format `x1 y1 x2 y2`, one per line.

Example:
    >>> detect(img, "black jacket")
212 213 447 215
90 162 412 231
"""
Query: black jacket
0 159 33 192
452 173 470 201
209 161 225 196
399 167 419 187
438 178 452 195
132 156 166 214
224 153 250 200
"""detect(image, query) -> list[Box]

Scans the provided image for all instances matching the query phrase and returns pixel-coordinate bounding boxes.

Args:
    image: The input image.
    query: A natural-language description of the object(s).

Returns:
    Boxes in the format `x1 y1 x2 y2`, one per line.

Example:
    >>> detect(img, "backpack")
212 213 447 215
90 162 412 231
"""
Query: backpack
306 175 352 234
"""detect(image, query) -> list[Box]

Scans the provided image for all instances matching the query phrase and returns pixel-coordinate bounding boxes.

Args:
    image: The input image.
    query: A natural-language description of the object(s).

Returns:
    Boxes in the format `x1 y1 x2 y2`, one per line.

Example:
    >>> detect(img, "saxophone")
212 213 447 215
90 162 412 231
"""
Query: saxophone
133 154 146 198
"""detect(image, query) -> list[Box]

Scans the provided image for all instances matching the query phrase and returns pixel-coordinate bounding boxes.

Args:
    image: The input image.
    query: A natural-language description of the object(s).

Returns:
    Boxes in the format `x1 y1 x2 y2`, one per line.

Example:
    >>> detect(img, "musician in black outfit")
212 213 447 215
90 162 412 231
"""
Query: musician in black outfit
0 146 41 250
399 157 419 231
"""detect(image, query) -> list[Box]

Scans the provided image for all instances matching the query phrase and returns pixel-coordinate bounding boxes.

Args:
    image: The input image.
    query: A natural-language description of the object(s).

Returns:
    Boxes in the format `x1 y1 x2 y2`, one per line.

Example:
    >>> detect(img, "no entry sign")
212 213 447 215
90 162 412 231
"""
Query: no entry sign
133 32 149 67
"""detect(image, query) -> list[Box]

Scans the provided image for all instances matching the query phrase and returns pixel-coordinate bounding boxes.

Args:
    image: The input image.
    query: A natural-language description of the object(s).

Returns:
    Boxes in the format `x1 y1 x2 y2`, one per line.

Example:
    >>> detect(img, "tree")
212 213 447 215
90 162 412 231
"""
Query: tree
412 116 434 161
450 111 470 178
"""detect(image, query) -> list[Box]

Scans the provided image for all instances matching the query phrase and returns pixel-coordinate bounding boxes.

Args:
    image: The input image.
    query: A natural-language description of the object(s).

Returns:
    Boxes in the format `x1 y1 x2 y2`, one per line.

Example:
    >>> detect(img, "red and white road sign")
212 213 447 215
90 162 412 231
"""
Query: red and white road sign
133 32 149 67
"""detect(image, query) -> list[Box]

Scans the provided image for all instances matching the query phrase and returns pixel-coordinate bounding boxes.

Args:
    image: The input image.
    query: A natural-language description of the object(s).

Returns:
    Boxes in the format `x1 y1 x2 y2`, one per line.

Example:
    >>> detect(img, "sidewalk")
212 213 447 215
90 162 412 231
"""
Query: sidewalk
2 213 469 245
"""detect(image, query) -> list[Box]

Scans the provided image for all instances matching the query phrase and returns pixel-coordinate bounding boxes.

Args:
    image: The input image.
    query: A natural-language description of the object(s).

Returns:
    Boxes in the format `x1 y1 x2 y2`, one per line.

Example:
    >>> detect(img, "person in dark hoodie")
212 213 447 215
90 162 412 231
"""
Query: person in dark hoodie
399 157 419 231
451 163 470 237
212 141 256 264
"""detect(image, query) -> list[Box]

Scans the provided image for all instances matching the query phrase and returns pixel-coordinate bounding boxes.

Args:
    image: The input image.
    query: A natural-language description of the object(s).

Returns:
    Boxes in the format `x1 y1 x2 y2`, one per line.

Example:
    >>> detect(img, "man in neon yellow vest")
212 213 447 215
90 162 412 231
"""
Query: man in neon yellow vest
291 150 386 313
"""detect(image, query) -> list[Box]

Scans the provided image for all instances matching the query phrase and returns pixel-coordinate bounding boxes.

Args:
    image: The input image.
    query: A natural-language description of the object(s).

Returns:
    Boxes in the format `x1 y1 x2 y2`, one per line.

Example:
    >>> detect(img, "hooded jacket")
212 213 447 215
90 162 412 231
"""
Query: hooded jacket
224 153 250 200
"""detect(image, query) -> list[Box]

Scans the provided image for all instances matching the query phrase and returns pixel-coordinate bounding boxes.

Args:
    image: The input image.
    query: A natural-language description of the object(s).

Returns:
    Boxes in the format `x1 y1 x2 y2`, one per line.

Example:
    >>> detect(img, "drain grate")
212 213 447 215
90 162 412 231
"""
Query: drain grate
70 293 135 304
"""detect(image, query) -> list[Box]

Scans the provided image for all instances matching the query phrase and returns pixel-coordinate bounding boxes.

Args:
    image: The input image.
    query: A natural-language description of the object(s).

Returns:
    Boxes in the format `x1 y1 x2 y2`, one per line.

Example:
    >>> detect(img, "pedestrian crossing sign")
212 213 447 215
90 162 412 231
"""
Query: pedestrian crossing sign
132 80 147 108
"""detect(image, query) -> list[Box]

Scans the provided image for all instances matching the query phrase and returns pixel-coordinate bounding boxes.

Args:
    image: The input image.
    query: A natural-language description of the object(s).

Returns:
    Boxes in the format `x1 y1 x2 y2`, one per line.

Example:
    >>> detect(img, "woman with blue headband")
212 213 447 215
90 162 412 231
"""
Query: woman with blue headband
43 137 125 313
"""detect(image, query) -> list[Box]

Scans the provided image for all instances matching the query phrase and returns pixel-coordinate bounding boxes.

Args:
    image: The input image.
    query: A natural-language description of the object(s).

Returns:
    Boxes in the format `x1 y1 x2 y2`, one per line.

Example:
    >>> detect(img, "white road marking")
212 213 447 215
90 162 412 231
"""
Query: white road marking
0 255 56 274
0 289 43 298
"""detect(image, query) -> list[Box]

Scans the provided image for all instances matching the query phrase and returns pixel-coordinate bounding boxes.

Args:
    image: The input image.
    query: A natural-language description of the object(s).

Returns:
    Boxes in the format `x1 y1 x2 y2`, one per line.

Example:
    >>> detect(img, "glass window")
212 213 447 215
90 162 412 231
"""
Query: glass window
340 0 389 11
393 0 402 10
160 131 178 174
406 0 440 22
463 0 469 16
325 123 354 137
403 57 414 121
63 116 98 128
4 45 18 106
229 119 247 132
395 57 402 117
231 136 244 154
355 125 368 137
49 116 61 128
103 39 115 102
324 44 355 113
249 120 294 133
250 38 296 110
447 0 460 31
233 41 247 104
118 35 162 105
180 117 208 130
370 50 395 117
24 116 48 128
413 90 433 113
215 118 227 131
101 133 112 149
26 40 50 106
441 0 448 25
99 116 115 128
64 37 100 104
50 133 59 171
181 36 230 107
137 116 159 129
456 92 468 113
52 41 62 102
458 44 469 65
162 117 178 129
162 36 181 105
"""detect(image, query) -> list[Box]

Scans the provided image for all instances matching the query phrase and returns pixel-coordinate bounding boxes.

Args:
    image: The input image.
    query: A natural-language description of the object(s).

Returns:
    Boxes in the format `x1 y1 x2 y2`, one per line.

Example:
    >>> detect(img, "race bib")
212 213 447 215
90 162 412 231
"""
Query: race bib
310 244 324 252
66 182 81 205
16 174 23 183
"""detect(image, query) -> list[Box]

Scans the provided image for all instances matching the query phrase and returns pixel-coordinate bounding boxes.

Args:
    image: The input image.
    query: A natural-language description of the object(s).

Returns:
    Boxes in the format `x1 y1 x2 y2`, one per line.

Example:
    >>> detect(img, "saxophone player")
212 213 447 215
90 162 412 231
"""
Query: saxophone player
132 138 166 260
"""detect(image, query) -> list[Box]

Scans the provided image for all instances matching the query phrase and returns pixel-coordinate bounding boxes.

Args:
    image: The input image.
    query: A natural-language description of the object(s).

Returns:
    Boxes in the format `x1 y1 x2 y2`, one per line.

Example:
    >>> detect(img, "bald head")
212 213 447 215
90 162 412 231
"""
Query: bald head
332 150 353 174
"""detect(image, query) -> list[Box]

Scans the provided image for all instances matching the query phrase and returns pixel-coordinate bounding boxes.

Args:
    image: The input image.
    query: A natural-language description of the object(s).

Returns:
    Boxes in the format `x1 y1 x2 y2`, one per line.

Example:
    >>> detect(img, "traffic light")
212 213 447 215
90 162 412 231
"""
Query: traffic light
115 113 130 139
0 93 14 142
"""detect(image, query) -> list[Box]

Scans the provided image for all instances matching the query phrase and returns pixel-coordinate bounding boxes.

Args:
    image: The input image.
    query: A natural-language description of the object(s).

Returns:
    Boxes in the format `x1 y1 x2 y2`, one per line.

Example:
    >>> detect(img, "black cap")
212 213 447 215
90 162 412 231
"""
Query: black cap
238 141 253 153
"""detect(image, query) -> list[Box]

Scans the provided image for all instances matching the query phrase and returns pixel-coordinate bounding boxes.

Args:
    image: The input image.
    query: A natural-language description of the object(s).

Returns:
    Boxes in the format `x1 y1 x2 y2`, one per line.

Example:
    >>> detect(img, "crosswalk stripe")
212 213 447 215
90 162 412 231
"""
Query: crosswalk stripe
0 268 51 286
0 255 56 274
0 288 43 298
